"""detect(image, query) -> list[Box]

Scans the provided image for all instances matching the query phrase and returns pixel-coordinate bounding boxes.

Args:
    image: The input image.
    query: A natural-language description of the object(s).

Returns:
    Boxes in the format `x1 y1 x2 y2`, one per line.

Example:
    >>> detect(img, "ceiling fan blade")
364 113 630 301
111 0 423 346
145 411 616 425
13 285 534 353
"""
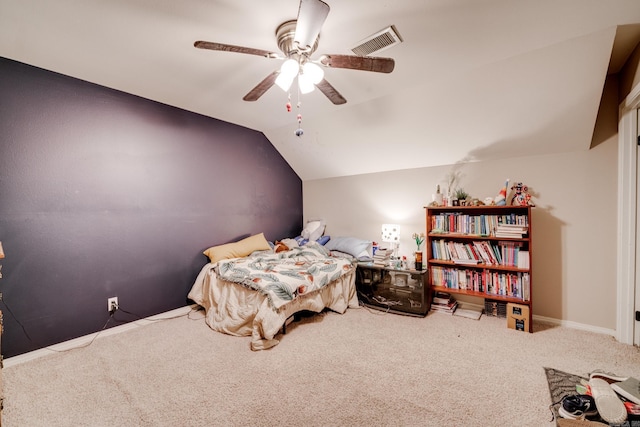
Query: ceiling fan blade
294 0 330 51
243 71 279 102
194 41 278 58
319 54 395 73
316 79 346 105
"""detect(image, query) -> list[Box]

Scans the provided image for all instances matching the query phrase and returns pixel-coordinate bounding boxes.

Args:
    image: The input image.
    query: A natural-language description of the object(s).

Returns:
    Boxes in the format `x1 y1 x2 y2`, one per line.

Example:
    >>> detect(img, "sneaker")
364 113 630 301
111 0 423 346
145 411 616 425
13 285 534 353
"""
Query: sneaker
589 378 628 424
589 370 628 384
558 395 598 419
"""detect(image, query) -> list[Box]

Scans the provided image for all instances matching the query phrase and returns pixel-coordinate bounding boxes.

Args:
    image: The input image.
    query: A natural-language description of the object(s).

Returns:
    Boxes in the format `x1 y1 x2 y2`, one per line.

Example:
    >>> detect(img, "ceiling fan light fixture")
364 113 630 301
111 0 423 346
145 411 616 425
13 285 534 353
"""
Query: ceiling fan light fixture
275 72 295 91
280 59 299 78
298 73 315 94
303 62 324 84
195 0 395 107
275 58 299 91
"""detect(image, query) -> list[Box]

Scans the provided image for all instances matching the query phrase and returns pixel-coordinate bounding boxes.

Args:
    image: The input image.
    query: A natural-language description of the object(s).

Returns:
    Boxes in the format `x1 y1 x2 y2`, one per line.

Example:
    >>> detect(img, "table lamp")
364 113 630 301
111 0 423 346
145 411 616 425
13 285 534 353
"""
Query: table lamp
381 224 400 259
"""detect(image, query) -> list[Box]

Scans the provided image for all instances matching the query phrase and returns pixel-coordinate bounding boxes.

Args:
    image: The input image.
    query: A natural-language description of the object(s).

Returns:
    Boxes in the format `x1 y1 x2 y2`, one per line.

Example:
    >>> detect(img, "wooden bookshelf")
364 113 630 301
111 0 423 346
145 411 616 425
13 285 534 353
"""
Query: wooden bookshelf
426 205 533 332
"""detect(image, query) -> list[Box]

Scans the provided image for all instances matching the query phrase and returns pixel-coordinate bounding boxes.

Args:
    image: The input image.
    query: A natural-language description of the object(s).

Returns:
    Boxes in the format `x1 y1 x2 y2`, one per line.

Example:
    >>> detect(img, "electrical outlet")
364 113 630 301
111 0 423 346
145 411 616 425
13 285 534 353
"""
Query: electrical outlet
107 297 118 313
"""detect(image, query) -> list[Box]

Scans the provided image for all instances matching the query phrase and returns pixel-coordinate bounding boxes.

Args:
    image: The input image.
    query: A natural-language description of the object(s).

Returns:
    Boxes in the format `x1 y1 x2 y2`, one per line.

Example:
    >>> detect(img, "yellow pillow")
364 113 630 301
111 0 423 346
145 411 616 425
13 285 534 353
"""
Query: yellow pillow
203 233 271 263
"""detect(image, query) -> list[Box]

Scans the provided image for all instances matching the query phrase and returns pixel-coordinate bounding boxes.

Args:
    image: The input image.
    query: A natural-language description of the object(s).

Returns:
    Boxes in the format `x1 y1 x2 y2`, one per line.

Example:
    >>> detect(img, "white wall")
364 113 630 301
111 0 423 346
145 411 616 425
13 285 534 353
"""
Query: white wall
303 139 617 330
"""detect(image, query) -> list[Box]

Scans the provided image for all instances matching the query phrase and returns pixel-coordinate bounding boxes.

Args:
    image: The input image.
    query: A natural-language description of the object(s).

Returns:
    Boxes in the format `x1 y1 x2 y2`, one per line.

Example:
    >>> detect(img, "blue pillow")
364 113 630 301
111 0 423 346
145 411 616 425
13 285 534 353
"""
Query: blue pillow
294 235 331 246
316 235 330 245
325 236 372 261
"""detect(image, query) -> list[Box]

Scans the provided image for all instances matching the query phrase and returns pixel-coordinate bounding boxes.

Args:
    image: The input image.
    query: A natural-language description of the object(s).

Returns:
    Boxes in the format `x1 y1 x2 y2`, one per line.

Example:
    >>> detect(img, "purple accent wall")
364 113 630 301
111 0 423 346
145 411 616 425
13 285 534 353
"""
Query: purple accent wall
0 57 302 357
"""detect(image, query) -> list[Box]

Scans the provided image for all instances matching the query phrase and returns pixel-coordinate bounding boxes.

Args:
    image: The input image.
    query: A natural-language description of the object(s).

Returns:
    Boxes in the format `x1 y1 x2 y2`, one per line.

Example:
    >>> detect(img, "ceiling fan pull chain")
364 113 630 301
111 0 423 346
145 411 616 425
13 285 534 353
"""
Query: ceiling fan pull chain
295 89 304 137
286 93 292 112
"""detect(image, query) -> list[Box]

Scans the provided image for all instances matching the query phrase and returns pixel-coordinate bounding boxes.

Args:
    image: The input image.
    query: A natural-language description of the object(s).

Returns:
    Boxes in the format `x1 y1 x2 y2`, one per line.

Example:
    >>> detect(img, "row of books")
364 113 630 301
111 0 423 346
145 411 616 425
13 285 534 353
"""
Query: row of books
431 239 530 269
430 213 529 236
431 266 530 301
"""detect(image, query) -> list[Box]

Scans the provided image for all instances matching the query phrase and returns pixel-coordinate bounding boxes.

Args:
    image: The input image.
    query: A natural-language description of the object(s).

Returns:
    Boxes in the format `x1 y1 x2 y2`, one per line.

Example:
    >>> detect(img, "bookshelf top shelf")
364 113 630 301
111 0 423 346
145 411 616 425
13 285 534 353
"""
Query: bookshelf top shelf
425 205 531 212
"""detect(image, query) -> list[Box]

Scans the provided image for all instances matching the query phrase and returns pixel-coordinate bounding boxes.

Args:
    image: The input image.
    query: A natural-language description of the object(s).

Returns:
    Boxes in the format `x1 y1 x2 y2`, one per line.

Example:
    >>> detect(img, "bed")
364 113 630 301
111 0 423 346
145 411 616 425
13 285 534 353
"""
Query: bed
188 233 360 350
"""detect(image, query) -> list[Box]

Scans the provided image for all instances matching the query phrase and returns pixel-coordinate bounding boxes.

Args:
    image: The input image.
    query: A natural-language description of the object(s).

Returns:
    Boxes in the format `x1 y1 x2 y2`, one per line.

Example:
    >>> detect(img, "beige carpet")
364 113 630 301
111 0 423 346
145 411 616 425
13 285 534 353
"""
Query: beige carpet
3 306 640 426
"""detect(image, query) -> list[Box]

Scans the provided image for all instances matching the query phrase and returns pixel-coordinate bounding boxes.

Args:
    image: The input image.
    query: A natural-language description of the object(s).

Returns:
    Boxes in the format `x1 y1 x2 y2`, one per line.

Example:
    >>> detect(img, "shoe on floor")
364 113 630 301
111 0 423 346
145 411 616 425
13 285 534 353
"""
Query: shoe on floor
558 395 598 420
589 378 627 424
589 370 628 384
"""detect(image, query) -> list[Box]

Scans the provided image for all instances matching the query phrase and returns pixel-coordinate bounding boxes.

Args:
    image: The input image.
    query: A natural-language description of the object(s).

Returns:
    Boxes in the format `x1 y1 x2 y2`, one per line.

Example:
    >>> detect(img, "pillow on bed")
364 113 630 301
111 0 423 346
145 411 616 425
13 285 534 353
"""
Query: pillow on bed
325 236 373 261
203 232 271 263
301 220 326 242
294 235 331 246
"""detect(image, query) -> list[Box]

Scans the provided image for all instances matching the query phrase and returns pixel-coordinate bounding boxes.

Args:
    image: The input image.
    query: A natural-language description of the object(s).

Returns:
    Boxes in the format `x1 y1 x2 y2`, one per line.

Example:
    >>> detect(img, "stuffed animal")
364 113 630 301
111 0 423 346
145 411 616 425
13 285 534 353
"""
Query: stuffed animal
510 182 535 206
274 241 290 253
274 238 299 253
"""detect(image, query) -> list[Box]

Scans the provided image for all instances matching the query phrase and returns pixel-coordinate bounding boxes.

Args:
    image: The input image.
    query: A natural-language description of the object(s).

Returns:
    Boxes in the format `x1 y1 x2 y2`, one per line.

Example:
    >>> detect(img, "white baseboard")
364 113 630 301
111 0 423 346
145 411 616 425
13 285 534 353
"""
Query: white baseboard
532 313 616 337
457 301 617 337
4 305 196 368
4 304 617 368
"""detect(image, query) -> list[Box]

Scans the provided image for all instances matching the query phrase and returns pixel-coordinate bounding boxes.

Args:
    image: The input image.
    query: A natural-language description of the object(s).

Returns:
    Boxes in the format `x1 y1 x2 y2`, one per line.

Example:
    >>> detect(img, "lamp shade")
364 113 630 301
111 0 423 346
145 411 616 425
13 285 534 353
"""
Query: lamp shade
298 72 315 94
275 58 299 91
381 224 400 243
302 62 324 84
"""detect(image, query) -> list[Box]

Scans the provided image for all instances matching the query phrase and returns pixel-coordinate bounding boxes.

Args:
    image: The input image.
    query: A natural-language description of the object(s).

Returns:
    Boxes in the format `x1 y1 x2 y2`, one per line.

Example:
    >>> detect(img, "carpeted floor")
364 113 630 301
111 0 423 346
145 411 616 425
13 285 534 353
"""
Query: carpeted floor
4 306 640 426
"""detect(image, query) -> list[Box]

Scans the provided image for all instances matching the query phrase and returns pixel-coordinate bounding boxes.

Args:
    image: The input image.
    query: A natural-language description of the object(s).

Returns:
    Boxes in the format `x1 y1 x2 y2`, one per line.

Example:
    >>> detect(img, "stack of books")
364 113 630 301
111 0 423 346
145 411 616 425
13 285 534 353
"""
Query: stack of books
431 291 458 315
372 248 391 266
494 224 528 238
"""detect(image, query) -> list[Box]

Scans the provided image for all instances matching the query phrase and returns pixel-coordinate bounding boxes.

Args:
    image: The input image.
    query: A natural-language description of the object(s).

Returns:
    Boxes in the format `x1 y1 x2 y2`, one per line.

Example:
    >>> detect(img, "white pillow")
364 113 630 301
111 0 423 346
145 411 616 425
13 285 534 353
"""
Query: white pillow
325 236 373 261
301 220 326 242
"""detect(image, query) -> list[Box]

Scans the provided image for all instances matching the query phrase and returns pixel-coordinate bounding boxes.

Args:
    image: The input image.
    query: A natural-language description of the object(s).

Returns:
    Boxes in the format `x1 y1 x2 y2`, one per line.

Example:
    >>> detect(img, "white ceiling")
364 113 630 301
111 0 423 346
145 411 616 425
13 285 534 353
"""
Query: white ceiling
1 0 640 180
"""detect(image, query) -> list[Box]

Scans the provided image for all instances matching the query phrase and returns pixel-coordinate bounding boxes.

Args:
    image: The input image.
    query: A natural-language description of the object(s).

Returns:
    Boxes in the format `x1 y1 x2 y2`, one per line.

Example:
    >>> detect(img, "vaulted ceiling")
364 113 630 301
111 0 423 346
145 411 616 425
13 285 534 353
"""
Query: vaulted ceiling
1 0 640 180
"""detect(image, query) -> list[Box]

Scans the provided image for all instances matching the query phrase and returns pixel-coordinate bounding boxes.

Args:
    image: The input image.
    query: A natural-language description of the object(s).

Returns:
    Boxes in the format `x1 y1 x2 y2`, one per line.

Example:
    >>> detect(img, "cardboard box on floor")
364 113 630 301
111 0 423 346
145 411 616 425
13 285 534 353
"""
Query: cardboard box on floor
507 303 529 332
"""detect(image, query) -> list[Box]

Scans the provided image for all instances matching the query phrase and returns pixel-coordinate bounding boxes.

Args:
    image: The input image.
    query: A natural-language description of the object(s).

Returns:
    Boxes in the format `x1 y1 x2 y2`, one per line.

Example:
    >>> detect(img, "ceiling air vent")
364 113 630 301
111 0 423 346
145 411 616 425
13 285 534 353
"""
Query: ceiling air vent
351 25 403 57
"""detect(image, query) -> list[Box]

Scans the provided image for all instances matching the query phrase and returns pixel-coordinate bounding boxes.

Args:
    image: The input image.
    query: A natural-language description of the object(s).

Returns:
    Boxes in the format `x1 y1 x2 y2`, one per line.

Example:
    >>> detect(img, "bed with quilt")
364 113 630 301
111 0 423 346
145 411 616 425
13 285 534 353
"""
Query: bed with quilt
188 232 361 350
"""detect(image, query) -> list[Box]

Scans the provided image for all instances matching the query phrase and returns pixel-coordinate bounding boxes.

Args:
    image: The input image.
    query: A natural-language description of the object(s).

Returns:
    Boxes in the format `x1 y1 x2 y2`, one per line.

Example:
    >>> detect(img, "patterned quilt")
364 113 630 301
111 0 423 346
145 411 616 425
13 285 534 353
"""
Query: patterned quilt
217 242 354 311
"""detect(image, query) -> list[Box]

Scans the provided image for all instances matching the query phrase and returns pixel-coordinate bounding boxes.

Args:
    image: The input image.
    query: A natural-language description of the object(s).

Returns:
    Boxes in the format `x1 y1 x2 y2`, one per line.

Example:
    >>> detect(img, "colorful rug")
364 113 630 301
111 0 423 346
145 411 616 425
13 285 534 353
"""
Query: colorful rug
545 367 589 425
544 367 639 427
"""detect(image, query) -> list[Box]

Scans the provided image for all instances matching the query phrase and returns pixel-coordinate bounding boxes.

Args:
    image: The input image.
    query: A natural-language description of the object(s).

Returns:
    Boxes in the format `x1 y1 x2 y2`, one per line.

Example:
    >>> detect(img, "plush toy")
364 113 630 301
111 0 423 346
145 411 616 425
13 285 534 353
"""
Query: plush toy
510 182 534 206
274 241 290 253
274 238 300 253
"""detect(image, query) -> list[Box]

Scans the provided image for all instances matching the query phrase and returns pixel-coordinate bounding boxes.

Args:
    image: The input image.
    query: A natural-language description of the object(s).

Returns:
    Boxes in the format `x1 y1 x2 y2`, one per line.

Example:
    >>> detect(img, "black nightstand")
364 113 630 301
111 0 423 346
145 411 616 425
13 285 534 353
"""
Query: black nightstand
355 263 430 317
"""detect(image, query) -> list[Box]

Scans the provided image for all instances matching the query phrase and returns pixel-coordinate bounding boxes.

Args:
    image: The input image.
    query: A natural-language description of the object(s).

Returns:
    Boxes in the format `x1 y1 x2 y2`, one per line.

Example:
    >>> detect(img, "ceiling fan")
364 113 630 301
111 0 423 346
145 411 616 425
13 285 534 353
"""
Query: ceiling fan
194 0 395 105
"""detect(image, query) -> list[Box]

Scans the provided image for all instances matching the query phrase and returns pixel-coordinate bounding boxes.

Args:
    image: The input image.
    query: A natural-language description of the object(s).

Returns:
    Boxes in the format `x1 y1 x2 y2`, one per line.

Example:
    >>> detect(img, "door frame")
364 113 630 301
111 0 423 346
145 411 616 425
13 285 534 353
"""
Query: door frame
617 82 640 345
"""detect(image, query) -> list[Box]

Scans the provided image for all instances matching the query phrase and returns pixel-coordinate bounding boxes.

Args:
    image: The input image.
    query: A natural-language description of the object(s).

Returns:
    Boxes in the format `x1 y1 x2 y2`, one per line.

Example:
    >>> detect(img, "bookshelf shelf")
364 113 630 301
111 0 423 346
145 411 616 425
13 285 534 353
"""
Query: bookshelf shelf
428 259 529 273
425 205 533 332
